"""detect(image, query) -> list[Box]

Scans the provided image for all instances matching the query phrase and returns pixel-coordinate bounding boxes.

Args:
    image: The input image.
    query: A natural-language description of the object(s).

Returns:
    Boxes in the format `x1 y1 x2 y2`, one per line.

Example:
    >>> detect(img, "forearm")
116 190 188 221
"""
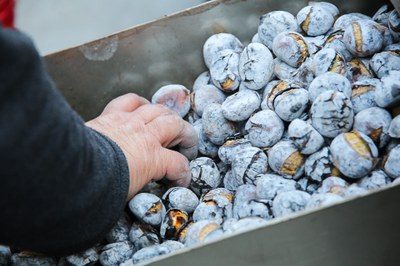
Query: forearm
0 27 129 255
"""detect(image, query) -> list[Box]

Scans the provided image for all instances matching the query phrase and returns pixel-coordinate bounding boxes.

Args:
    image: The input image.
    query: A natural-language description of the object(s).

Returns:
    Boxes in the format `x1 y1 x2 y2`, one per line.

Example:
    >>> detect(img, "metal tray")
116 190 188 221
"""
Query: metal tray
44 1 400 265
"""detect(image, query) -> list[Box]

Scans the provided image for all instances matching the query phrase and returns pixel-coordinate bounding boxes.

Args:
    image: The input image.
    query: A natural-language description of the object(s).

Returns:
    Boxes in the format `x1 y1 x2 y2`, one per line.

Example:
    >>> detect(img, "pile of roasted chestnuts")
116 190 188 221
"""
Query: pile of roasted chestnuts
2 1 400 265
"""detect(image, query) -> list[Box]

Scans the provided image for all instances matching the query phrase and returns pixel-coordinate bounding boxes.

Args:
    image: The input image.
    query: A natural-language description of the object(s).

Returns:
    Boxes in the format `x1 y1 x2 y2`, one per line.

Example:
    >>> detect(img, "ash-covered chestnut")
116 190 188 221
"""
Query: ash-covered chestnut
203 33 243 68
273 58 315 86
231 146 269 185
262 79 310 122
358 170 391 190
330 131 379 179
389 114 400 138
221 88 261 121
353 107 392 148
323 29 353 62
105 214 130 243
218 138 252 164
99 241 134 266
334 13 372 30
268 140 305 179
258 11 299 49
184 220 224 247
193 120 219 158
193 188 233 224
351 78 381 113
304 147 339 182
383 144 400 177
255 173 297 201
189 157 221 196
0 246 10 266
129 222 160 252
343 19 386 57
130 241 184 264
316 176 349 195
288 119 325 155
162 187 199 214
223 217 268 235
343 183 368 197
306 193 343 209
151 84 191 117
62 247 99 266
375 70 400 108
311 47 346 76
209 49 241 93
202 103 238 145
345 58 374 82
272 190 311 217
10 252 57 266
191 84 226 117
389 10 400 41
309 1 340 18
272 31 309 68
239 43 274 90
129 193 166 227
160 209 189 240
311 90 354 138
233 198 272 220
308 72 352 102
370 50 400 78
192 71 211 92
244 109 284 148
297 5 335 36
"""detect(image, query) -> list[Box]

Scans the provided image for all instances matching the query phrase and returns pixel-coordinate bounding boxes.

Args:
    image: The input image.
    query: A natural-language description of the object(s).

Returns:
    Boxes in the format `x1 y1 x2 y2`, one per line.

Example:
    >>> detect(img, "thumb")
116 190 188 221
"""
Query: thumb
155 148 192 187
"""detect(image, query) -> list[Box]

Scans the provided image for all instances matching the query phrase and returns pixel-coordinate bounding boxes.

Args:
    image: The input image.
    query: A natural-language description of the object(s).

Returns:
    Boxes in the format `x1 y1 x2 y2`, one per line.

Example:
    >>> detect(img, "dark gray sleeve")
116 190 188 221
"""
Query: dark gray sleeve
0 27 130 255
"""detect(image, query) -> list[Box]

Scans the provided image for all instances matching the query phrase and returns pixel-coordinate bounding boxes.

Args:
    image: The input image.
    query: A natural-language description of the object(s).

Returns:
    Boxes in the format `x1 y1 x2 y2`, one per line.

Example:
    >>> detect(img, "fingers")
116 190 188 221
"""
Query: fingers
155 148 192 187
128 104 175 124
102 93 149 114
147 114 198 159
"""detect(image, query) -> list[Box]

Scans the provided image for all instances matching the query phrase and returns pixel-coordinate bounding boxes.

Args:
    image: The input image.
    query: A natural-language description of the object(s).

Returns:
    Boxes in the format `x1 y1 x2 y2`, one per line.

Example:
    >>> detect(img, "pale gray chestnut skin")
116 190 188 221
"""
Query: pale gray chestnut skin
304 147 338 182
223 217 268 235
296 177 319 194
129 193 166 227
288 119 325 155
0 246 10 266
311 90 354 138
255 173 298 201
268 140 305 179
10 253 57 266
351 78 381 113
244 109 284 148
218 138 252 164
162 187 199 214
232 184 272 220
239 43 274 90
273 58 315 86
389 114 400 138
223 169 242 191
251 33 262 44
184 220 223 247
189 157 222 196
311 47 346 76
271 190 311 217
333 13 372 31
343 19 387 57
372 4 391 25
330 131 379 179
305 193 343 209
202 103 238 145
209 49 241 93
261 80 310 122
353 107 392 148
193 188 233 224
62 247 99 266
375 70 400 108
345 58 374 82
105 214 130 243
128 221 160 252
272 31 309 68
230 146 269 185
358 170 391 190
193 120 219 158
130 241 184 264
370 50 400 78
389 10 400 41
308 72 352 103
151 84 191 117
221 88 261 122
191 84 226 117
99 241 134 266
304 35 325 55
343 183 368 197
192 71 211 92
203 33 243 68
323 29 353 62
258 10 299 49
297 5 335 36
383 144 400 178
309 1 340 18
316 176 349 196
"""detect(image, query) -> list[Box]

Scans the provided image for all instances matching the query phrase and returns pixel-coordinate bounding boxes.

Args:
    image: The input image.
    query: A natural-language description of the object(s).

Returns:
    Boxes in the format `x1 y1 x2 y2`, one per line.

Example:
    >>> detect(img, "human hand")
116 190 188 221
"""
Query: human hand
86 93 198 200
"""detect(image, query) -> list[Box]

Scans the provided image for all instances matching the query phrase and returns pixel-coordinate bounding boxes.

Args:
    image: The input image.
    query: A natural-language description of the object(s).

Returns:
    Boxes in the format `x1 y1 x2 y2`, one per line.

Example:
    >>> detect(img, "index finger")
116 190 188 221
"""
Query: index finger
147 113 198 160
102 93 150 114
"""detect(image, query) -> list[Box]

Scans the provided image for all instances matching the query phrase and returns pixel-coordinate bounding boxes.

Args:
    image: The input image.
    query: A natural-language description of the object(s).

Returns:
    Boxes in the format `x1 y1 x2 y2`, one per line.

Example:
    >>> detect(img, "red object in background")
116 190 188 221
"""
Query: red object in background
0 0 15 28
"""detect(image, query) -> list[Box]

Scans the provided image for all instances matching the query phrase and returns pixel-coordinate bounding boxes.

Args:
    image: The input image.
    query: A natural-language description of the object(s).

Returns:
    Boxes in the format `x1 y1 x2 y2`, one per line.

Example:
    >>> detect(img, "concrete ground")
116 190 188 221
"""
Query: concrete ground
15 0 205 55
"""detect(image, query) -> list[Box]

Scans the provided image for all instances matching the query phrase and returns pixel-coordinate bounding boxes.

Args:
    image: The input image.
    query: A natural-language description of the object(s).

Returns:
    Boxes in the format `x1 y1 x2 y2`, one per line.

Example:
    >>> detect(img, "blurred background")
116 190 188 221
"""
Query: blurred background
15 0 205 55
